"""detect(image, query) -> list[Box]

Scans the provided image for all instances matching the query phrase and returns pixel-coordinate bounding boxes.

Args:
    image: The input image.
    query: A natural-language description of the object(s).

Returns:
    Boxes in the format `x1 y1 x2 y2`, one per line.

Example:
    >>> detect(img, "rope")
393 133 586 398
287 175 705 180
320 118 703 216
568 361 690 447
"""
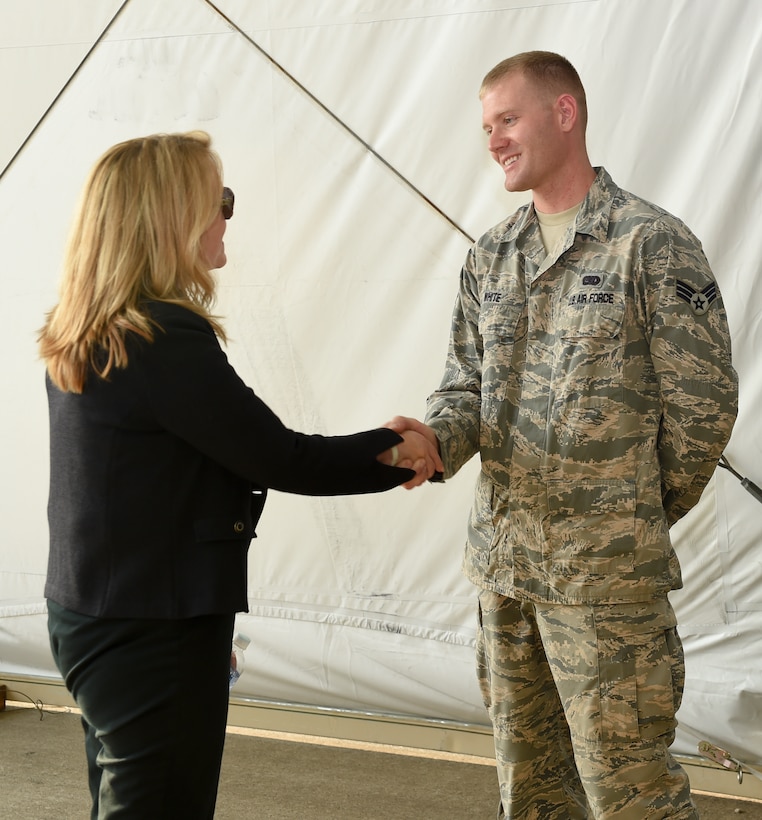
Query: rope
0 0 133 181
202 1 475 244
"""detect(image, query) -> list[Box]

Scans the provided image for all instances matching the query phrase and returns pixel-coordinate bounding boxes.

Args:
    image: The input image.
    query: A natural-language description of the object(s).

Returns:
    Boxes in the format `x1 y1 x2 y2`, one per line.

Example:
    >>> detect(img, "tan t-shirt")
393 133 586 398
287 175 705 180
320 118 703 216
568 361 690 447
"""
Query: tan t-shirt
536 202 582 257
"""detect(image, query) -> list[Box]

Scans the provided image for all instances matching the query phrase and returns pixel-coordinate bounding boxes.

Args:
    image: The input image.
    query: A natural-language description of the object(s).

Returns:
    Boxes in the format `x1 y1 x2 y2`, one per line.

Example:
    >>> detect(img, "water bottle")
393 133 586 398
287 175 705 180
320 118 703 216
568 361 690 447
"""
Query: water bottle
229 632 250 691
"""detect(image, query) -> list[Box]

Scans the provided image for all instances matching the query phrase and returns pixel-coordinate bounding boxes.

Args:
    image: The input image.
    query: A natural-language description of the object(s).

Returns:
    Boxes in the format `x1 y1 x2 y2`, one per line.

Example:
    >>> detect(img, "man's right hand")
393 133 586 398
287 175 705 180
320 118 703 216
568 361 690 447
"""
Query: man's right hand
384 416 443 487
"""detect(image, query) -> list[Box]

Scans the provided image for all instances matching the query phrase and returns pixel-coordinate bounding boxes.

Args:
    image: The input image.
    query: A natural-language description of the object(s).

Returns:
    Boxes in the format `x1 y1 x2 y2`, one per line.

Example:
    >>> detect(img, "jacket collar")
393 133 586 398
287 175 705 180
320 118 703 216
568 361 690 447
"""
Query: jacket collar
501 166 615 248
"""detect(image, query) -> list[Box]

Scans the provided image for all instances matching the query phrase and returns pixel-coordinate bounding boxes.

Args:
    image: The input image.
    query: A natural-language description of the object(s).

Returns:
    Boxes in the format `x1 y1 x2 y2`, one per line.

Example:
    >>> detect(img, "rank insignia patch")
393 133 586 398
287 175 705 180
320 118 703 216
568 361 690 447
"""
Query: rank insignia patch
676 280 717 316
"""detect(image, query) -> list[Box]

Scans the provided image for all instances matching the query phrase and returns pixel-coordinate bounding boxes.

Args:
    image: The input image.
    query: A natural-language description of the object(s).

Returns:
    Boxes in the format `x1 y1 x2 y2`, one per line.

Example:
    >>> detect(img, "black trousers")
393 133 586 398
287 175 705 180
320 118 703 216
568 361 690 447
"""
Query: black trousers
48 600 235 819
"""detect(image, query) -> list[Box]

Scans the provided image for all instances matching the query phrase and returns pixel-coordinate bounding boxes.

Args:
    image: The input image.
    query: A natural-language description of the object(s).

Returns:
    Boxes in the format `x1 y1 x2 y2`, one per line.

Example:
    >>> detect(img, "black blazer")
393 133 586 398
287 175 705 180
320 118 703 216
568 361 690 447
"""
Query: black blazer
45 301 411 619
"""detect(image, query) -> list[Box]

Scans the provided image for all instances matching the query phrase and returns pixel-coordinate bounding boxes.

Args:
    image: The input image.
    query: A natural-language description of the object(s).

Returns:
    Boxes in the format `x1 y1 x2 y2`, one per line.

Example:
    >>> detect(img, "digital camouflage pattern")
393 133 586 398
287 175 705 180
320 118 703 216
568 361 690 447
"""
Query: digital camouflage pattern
426 167 737 818
477 591 698 819
426 168 738 605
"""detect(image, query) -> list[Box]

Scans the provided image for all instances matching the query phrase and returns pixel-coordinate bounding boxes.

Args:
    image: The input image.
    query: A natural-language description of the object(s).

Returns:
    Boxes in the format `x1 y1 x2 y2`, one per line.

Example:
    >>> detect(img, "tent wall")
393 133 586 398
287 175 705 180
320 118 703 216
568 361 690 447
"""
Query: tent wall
1 0 761 795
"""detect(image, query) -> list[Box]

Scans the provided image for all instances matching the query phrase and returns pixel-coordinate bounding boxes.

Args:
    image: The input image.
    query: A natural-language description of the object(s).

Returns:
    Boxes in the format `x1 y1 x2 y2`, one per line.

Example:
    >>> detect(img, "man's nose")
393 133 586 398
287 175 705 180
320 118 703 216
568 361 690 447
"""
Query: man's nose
487 128 506 153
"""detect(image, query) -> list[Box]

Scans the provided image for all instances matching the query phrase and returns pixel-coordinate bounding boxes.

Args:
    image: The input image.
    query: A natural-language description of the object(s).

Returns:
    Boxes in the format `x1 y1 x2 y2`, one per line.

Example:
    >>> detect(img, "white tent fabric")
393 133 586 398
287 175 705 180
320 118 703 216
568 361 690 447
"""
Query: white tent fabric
2 0 761 776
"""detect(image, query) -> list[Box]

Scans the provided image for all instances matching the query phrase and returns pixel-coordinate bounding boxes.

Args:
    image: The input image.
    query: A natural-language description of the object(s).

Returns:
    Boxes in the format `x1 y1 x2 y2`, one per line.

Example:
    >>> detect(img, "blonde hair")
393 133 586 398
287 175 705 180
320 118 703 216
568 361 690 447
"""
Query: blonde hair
39 130 226 393
480 51 588 131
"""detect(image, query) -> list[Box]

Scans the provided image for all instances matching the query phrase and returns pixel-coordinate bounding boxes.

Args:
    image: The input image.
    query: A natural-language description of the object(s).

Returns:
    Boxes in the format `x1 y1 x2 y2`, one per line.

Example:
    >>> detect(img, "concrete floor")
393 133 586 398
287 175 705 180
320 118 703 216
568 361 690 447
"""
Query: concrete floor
1 701 760 819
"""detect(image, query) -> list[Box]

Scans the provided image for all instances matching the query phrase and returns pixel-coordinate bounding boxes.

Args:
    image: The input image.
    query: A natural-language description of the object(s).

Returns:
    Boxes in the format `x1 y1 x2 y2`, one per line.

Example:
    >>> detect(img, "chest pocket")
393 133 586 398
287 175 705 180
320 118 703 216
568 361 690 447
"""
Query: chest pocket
554 294 625 412
479 300 527 403
559 296 624 339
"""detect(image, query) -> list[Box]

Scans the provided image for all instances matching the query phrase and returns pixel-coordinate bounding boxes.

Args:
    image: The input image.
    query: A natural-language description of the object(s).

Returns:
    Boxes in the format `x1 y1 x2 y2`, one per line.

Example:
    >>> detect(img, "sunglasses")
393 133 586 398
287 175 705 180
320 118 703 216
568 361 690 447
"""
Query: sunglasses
221 187 234 220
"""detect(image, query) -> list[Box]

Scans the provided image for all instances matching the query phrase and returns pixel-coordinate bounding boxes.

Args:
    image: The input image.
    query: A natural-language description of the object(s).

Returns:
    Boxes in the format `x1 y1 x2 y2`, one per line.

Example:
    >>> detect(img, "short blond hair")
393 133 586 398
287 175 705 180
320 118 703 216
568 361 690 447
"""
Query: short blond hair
480 51 588 130
39 131 226 393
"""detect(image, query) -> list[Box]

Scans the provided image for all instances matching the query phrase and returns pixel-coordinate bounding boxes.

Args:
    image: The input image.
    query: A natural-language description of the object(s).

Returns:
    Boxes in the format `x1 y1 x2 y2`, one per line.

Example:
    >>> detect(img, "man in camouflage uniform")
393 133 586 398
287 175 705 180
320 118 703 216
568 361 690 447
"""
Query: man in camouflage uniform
390 51 737 818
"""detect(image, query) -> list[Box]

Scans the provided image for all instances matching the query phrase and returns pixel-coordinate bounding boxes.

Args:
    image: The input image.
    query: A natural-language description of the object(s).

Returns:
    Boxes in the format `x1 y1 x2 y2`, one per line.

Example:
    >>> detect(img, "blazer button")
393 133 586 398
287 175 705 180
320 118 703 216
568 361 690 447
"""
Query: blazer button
233 521 245 533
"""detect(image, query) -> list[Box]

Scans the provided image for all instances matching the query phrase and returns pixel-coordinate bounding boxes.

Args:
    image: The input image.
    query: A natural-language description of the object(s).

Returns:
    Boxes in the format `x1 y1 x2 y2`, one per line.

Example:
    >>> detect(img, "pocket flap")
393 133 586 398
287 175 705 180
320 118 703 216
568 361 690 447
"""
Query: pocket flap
547 479 635 516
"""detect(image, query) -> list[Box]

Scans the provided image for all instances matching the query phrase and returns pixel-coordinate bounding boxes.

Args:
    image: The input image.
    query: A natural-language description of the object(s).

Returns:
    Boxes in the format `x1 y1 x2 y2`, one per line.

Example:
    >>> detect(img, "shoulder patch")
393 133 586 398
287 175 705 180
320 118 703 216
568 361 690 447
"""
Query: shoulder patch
676 279 717 316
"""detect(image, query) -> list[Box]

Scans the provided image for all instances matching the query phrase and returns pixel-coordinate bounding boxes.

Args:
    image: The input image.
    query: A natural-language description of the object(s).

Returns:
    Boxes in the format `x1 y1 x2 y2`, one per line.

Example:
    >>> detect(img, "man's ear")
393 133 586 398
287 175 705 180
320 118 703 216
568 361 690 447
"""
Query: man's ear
557 93 578 131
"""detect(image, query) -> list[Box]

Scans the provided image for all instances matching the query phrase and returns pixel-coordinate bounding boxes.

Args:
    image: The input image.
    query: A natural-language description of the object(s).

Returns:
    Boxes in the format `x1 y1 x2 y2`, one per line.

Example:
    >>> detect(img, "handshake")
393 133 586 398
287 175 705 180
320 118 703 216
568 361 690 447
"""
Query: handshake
378 416 443 489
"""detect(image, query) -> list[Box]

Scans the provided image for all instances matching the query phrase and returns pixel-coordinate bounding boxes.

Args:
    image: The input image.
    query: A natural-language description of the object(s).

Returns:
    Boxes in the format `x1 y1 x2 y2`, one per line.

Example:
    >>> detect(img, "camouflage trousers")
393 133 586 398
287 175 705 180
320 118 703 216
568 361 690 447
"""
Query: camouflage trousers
476 590 698 819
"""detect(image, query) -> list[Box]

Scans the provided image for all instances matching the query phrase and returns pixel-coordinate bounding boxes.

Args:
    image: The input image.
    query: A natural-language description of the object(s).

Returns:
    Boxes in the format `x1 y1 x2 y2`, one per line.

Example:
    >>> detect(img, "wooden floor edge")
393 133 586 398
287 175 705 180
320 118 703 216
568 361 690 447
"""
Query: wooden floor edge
3 673 761 802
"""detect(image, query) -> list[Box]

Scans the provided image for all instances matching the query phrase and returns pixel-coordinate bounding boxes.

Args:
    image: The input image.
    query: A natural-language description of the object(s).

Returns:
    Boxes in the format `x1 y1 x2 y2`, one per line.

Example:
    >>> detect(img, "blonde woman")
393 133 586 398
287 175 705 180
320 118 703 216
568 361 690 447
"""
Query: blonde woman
39 131 440 819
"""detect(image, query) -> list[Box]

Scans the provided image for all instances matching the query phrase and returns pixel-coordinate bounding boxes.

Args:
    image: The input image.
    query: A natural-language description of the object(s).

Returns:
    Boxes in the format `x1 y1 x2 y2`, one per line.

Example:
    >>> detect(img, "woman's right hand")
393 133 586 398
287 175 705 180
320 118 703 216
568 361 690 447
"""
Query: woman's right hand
377 423 443 489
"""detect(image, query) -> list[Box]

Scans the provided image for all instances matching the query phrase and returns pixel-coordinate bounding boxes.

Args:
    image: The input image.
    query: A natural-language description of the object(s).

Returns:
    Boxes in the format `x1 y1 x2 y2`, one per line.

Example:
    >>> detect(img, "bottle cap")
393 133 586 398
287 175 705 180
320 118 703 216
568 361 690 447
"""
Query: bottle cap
233 632 251 650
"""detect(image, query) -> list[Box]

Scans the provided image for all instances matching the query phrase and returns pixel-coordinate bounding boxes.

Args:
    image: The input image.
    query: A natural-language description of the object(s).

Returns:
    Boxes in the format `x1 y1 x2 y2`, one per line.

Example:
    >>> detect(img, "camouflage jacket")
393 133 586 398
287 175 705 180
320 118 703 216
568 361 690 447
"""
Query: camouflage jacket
425 168 738 604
